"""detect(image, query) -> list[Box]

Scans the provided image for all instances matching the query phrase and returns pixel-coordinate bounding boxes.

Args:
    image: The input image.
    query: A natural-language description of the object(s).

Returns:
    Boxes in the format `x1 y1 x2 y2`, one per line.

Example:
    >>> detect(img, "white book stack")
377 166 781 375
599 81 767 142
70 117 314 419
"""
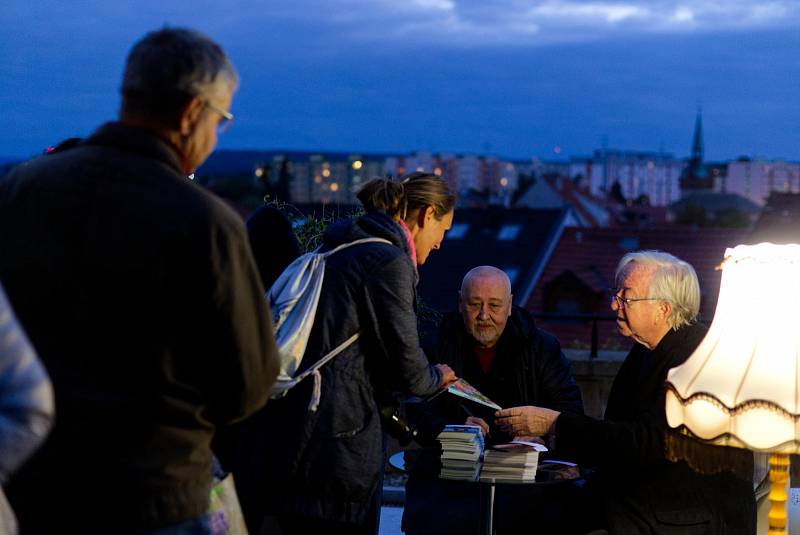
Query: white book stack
479 440 548 482
436 424 485 481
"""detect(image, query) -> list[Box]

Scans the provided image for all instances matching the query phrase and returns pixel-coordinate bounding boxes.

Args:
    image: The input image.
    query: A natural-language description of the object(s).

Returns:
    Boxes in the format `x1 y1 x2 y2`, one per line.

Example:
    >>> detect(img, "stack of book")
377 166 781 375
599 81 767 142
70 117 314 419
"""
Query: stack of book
436 424 485 481
479 440 548 482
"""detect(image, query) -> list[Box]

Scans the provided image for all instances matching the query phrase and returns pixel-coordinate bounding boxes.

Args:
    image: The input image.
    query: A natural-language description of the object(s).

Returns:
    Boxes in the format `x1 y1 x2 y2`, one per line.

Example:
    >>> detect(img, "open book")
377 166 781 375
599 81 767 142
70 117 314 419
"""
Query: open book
446 378 502 410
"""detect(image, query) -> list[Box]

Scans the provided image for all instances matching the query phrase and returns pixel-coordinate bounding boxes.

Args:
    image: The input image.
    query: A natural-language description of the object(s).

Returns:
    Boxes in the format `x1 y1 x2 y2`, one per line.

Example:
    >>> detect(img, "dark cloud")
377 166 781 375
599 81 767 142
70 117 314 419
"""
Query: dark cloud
1 0 798 160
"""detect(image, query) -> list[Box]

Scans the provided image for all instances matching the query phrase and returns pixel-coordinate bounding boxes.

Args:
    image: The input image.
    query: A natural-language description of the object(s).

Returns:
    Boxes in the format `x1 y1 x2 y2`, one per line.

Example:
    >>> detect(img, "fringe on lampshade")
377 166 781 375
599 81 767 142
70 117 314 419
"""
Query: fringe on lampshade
665 429 754 482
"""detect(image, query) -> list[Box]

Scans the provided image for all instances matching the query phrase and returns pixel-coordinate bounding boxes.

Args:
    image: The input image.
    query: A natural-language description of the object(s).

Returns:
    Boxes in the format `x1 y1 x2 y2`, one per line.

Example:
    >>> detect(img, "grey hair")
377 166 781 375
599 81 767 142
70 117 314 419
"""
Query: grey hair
616 250 700 330
120 27 238 123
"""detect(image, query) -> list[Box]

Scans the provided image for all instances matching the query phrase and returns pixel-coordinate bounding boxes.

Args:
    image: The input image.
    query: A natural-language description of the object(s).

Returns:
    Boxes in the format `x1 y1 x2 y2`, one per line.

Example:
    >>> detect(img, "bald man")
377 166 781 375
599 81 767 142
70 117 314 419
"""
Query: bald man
402 266 583 535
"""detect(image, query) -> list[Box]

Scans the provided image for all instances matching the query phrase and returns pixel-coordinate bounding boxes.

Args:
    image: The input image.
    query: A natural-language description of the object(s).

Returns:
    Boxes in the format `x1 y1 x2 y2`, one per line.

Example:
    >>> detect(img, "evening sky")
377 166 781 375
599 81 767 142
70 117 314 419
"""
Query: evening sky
2 0 799 161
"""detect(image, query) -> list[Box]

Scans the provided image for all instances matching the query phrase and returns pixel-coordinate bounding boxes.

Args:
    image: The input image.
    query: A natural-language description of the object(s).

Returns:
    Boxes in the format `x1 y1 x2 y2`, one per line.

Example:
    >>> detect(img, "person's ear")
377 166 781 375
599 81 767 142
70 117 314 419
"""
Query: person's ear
178 95 206 136
417 206 434 228
507 295 514 317
659 301 672 321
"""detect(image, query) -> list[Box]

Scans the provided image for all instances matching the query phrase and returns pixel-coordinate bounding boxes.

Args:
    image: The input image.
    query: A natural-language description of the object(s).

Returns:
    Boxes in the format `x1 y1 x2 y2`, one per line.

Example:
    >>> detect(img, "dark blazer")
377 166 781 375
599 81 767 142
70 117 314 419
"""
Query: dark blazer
556 323 756 534
231 211 442 529
0 123 279 533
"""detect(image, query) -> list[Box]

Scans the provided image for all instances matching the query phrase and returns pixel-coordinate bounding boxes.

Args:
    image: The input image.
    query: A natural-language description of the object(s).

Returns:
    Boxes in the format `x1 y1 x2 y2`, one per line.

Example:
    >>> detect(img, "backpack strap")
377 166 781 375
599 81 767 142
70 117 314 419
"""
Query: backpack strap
272 332 360 411
306 332 360 411
268 235 395 410
321 237 392 258
303 237 392 411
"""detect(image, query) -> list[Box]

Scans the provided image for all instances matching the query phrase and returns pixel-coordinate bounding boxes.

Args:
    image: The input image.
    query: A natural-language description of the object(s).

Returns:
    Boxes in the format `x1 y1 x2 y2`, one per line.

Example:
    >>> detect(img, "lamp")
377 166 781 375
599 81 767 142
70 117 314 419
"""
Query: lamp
665 242 800 535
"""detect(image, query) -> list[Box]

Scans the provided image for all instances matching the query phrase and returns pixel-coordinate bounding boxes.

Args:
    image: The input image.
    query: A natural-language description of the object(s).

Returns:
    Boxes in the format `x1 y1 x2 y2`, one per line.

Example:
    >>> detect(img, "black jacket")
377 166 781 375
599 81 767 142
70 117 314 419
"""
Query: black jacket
556 323 756 534
0 123 279 533
234 211 442 527
403 306 584 535
417 306 584 442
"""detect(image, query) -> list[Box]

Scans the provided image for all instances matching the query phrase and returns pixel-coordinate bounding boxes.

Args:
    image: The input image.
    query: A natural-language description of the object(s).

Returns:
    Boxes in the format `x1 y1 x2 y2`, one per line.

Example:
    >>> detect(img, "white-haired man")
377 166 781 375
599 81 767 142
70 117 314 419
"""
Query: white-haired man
496 251 756 534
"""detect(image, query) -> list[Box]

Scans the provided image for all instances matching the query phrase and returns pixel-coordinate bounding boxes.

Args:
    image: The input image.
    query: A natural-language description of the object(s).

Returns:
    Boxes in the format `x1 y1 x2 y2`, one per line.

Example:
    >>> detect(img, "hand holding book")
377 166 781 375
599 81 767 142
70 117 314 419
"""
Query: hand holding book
434 363 458 387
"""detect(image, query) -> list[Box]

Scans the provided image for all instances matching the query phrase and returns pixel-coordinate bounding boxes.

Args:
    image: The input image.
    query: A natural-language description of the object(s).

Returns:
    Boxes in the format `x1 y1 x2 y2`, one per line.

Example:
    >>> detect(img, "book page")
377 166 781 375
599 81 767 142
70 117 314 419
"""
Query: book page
447 378 502 410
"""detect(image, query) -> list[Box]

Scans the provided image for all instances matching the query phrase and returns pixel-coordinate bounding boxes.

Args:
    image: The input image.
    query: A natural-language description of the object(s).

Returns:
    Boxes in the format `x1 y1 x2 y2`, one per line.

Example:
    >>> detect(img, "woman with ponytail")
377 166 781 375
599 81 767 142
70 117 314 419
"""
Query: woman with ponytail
232 172 458 535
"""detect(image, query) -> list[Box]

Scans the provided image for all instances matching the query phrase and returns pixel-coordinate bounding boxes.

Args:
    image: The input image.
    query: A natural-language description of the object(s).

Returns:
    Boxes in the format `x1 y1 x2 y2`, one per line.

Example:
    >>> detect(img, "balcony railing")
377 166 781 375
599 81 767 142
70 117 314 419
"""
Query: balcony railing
531 312 617 360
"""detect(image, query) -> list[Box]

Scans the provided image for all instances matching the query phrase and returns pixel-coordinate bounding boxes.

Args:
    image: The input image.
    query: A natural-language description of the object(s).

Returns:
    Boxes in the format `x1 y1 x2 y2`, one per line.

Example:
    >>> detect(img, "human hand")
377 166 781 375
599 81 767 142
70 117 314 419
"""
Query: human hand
465 416 490 437
435 364 458 387
494 406 560 437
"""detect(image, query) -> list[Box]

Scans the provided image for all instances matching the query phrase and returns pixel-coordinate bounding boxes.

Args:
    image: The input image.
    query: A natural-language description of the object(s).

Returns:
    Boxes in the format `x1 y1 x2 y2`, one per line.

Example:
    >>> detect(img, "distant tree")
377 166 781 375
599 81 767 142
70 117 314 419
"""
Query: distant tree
674 204 750 228
274 157 292 201
713 208 750 228
609 181 626 205
205 176 263 211
674 204 707 227
256 157 293 202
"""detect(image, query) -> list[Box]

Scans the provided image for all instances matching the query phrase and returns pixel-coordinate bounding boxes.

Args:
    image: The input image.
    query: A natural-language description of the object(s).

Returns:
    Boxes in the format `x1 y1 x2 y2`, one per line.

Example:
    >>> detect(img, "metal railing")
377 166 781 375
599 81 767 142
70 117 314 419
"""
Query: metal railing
531 312 617 360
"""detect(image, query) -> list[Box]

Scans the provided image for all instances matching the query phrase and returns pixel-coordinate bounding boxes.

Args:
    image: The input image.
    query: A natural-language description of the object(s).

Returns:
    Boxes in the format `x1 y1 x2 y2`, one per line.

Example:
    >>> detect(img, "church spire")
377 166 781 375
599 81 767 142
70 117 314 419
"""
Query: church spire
681 106 709 189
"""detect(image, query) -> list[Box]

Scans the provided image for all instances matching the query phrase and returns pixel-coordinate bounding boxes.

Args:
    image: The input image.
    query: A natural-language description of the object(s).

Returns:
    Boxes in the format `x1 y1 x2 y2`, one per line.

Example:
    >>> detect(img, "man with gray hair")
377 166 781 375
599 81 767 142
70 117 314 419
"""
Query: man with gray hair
496 251 755 534
0 28 278 534
403 265 582 534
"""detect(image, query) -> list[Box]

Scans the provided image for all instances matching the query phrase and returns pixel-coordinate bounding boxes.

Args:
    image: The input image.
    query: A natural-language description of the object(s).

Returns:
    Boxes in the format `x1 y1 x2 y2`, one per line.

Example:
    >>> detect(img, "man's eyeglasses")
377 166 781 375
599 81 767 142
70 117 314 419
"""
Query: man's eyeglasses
206 101 234 134
608 288 663 308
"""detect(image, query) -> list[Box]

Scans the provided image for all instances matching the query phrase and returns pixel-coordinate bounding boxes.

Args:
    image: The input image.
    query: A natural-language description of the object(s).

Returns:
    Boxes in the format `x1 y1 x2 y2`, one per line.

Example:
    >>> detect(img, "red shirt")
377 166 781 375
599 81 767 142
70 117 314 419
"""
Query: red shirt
473 345 497 374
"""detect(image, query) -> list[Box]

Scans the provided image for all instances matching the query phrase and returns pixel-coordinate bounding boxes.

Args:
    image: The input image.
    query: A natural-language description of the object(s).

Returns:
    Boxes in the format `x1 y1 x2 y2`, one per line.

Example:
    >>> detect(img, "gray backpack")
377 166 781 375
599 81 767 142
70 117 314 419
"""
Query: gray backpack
267 237 391 411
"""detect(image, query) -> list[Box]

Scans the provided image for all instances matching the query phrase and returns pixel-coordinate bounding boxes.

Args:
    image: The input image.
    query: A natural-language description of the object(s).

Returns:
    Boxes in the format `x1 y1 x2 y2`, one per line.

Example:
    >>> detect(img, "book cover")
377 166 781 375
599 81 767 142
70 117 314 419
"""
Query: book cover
446 378 502 410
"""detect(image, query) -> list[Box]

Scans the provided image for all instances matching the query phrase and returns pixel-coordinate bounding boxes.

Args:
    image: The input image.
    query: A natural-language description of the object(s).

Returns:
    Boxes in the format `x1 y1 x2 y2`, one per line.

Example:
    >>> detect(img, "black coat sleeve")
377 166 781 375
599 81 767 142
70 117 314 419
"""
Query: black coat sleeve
554 331 701 469
194 216 280 426
554 354 665 468
362 253 441 398
555 408 666 469
400 319 464 446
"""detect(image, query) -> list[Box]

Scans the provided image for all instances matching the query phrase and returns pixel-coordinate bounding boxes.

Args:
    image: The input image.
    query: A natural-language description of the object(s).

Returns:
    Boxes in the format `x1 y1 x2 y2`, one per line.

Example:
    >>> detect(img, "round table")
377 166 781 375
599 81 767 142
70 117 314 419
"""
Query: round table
389 449 581 535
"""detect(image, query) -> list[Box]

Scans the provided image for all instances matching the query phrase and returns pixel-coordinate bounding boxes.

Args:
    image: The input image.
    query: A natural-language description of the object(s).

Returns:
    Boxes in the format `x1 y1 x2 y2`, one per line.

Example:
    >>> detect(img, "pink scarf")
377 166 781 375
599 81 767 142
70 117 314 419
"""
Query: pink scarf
396 219 418 267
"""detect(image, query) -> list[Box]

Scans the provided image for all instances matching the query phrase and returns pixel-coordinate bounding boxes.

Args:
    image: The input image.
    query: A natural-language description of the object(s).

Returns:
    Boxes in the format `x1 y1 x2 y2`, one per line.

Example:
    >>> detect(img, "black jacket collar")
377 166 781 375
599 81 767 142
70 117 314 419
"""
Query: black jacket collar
84 122 184 175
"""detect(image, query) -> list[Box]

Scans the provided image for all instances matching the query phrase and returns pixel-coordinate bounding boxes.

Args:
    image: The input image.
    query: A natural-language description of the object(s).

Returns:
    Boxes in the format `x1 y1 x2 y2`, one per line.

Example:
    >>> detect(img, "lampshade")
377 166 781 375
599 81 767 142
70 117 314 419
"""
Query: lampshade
665 242 800 454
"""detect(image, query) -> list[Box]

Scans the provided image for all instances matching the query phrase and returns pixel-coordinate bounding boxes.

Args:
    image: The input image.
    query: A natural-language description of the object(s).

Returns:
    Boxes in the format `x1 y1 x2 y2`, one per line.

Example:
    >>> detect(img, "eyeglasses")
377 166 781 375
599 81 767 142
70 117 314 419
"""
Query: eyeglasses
608 288 663 308
205 101 234 134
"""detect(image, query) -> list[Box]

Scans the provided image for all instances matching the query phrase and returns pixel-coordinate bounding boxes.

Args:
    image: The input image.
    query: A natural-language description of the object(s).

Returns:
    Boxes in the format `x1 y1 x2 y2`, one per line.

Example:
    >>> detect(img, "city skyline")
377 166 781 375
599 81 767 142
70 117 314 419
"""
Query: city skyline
2 0 799 162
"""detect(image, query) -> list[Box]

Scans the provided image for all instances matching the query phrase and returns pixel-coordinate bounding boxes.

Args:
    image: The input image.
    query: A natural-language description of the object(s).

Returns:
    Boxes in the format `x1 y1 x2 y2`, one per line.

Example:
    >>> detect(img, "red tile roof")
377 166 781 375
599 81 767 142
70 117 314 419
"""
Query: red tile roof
526 226 751 350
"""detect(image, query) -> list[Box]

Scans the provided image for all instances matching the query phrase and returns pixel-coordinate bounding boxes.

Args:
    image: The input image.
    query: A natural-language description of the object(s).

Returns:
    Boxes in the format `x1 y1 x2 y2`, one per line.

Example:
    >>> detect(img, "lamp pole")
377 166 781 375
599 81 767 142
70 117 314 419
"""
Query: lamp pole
768 453 790 535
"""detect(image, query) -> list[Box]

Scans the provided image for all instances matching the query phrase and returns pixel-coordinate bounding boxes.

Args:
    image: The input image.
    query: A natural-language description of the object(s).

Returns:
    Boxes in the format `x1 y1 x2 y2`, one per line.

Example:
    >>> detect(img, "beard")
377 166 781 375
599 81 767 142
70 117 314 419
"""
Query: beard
472 322 498 346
